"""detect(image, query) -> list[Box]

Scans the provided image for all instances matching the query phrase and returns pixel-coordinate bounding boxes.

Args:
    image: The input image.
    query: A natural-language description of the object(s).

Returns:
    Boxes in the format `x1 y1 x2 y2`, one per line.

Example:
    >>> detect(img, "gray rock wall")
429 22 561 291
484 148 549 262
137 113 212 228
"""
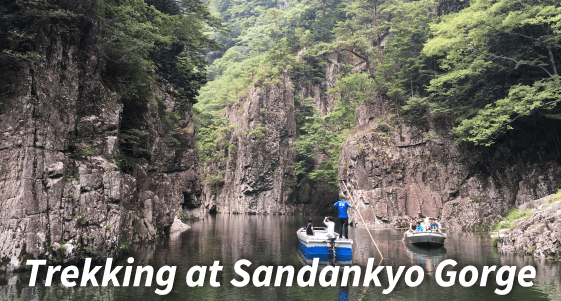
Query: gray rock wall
292 51 341 214
339 99 561 230
200 52 343 216
202 71 299 214
0 13 201 271
498 195 561 258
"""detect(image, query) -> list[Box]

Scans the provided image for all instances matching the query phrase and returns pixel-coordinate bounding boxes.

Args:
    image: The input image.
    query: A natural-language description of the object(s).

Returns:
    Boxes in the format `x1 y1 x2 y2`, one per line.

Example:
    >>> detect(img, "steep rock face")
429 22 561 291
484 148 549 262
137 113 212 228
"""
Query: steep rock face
0 13 200 271
201 52 344 216
339 100 561 229
203 71 298 214
498 195 561 258
295 50 339 116
292 50 341 215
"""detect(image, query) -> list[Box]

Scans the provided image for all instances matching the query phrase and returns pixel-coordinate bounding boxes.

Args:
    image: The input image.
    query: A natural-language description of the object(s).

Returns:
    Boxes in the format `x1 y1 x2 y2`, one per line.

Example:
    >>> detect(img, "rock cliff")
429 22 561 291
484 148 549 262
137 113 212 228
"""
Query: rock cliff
202 71 299 214
291 51 341 215
200 53 343 216
498 194 561 258
339 99 561 229
0 8 201 271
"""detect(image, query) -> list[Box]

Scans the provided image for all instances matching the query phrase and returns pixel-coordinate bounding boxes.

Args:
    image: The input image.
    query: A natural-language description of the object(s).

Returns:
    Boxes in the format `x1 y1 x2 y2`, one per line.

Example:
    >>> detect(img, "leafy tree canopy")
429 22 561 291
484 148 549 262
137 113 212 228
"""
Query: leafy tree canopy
100 0 223 103
423 0 561 145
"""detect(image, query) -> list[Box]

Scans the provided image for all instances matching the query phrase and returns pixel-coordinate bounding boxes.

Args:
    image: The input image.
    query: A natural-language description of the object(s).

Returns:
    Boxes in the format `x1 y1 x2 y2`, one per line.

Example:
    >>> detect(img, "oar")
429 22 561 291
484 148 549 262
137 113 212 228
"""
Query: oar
341 180 384 260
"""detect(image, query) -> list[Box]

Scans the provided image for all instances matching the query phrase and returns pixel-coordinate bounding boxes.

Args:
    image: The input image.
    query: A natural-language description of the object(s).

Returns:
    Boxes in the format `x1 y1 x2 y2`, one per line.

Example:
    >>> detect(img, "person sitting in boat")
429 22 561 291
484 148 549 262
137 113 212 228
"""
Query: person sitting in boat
429 218 440 232
403 218 418 240
306 218 315 236
423 217 431 231
416 221 424 232
324 216 336 238
409 219 416 232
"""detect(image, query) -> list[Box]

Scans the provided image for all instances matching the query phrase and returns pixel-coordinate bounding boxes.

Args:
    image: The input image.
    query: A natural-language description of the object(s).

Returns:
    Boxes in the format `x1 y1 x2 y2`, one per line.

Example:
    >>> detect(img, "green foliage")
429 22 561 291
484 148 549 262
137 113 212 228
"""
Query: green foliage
247 126 266 139
79 246 101 261
491 236 499 247
120 129 148 145
376 0 437 101
75 211 86 225
196 0 347 121
330 0 390 78
0 0 76 67
206 170 226 195
294 72 377 185
99 0 222 103
423 0 561 145
98 0 223 174
165 135 181 147
402 97 432 122
71 143 100 159
492 208 532 231
376 120 390 133
451 76 561 145
196 116 238 164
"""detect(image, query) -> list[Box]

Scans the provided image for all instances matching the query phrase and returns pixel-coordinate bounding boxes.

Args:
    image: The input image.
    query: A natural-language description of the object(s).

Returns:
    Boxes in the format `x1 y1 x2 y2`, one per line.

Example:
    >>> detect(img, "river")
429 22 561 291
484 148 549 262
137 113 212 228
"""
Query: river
1 215 560 300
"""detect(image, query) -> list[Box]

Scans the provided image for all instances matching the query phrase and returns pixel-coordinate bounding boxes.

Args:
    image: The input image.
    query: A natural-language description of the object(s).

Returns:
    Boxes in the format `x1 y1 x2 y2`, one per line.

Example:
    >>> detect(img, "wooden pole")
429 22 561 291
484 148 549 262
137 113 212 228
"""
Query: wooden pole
341 180 384 260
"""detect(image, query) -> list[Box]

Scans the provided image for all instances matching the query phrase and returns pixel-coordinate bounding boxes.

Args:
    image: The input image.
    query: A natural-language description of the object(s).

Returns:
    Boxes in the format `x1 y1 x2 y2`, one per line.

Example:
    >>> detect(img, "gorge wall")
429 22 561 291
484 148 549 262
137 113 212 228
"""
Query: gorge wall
200 52 342 216
202 71 299 214
195 0 481 218
0 8 201 271
199 45 561 228
339 99 561 230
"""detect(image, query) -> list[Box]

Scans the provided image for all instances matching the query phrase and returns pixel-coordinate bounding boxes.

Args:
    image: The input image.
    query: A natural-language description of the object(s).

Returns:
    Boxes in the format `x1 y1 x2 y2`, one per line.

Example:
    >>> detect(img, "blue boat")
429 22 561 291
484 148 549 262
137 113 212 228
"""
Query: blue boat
297 227 353 265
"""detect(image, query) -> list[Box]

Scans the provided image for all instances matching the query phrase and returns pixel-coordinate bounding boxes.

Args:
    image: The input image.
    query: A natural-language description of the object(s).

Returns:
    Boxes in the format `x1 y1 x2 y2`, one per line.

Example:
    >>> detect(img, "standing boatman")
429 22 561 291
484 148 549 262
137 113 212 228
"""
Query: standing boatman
334 199 352 239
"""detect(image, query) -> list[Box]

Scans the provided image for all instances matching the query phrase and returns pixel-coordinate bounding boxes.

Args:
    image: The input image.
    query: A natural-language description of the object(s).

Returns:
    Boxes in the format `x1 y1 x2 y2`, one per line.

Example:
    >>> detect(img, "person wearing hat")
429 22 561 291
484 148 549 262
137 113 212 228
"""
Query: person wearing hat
334 199 352 239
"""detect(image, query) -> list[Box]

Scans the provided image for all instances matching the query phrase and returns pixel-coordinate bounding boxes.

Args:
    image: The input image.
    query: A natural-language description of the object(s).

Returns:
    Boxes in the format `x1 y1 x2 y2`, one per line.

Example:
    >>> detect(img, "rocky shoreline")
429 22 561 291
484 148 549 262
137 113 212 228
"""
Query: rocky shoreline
495 194 561 259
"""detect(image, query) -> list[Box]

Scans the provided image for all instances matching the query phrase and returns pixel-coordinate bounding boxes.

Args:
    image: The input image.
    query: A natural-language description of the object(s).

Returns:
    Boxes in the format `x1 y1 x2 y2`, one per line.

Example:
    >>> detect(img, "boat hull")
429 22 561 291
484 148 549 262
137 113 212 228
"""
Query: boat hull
405 231 447 247
297 228 353 265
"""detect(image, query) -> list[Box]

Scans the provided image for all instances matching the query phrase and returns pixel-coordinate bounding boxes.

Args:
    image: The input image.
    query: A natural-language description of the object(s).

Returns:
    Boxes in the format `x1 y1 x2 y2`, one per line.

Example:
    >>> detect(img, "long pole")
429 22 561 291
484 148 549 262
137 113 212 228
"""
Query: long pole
341 180 384 260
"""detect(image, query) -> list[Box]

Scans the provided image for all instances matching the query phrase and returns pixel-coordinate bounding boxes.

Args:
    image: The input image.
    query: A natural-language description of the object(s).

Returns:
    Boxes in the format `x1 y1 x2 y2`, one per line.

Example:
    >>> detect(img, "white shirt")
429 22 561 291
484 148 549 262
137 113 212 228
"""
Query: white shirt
325 221 335 237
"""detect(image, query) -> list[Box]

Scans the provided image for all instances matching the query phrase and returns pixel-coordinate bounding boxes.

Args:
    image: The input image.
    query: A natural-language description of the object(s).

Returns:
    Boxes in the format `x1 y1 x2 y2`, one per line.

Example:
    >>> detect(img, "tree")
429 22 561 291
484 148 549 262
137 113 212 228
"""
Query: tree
377 0 437 103
331 0 396 78
266 8 283 39
294 73 376 186
423 0 561 145
100 0 222 103
0 0 77 68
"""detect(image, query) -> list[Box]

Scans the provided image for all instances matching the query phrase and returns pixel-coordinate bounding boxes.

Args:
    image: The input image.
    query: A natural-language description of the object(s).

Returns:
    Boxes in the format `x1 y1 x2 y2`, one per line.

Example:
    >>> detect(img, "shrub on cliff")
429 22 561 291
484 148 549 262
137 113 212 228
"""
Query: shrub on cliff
491 208 532 231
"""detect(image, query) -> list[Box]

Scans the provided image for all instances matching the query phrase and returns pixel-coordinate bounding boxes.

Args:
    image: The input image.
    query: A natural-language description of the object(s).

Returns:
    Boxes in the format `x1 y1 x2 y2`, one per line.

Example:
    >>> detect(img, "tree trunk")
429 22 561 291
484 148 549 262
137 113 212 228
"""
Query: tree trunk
372 1 384 66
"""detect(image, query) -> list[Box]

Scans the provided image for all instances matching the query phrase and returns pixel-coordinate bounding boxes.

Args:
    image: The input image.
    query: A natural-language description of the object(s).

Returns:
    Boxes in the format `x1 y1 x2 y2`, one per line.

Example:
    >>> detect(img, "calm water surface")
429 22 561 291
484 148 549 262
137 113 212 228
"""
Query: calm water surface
1 215 561 300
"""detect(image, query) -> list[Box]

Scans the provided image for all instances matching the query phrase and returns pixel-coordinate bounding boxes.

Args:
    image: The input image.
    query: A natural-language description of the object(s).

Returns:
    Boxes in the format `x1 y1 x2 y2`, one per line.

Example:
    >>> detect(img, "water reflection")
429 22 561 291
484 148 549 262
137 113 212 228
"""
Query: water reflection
338 285 349 301
0 215 560 300
405 243 447 273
